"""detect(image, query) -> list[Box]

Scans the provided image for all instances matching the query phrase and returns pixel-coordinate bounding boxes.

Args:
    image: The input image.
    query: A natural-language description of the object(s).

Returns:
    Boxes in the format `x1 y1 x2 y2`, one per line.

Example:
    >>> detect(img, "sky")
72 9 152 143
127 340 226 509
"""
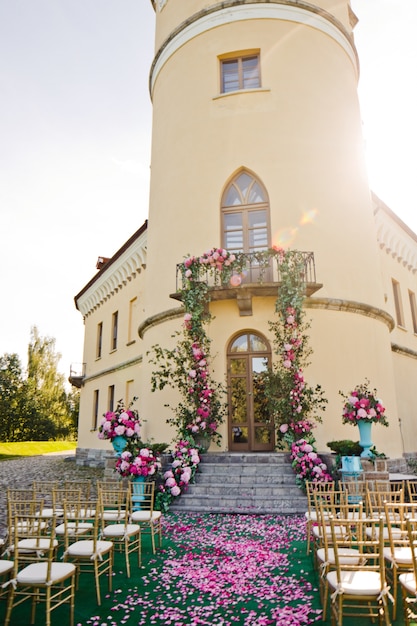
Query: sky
0 0 416 382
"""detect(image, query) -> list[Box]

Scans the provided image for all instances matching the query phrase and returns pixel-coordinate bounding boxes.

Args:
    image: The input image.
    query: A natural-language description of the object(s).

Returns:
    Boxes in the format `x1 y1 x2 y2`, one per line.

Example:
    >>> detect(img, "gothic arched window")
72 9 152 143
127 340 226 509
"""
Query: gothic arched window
221 170 270 255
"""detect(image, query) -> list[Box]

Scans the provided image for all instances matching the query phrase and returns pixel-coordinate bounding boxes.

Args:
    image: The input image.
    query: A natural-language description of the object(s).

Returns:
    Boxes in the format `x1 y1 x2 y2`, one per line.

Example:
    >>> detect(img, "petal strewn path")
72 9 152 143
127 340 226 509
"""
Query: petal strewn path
85 513 322 626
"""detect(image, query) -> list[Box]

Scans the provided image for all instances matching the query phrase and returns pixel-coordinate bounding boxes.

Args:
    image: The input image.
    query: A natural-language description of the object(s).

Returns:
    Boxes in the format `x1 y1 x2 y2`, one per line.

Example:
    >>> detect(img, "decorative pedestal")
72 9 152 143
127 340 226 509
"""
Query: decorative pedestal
357 420 373 458
341 457 364 504
131 475 146 511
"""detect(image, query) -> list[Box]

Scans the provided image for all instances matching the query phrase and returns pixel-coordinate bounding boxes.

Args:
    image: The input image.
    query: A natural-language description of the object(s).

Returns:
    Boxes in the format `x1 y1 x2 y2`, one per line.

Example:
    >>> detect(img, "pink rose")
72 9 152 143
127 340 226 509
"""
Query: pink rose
171 486 181 497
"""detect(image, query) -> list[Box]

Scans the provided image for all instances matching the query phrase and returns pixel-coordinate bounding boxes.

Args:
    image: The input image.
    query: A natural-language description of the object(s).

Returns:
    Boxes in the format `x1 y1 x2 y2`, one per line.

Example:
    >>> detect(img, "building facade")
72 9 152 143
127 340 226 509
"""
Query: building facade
74 1 417 463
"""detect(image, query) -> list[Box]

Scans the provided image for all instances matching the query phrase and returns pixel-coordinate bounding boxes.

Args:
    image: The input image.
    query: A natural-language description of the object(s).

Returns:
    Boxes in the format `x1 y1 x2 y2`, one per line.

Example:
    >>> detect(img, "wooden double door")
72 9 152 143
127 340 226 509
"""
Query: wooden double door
227 332 275 452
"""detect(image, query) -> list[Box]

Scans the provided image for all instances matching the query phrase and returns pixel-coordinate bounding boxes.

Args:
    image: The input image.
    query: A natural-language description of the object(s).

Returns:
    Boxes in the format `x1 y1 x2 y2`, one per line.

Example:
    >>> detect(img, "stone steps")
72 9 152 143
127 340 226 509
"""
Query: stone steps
169 452 307 515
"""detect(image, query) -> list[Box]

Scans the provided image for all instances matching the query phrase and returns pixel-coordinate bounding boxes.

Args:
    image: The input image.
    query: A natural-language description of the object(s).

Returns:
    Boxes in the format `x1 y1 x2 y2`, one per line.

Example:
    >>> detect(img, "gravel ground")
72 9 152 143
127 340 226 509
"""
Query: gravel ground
0 453 104 539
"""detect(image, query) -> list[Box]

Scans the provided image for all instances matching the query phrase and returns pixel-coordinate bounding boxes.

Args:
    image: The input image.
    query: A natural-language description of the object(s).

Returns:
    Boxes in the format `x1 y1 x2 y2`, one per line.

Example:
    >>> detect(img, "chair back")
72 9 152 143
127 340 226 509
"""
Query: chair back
97 486 129 524
405 517 417 585
64 480 92 499
366 487 404 518
8 509 57 567
329 515 388 591
129 480 155 513
60 499 99 550
406 480 417 502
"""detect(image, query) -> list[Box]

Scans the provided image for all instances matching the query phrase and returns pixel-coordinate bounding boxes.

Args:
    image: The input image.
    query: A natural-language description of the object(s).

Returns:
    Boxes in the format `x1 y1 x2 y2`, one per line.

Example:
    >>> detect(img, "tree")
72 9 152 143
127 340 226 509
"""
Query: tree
0 328 78 442
27 326 77 439
0 353 25 441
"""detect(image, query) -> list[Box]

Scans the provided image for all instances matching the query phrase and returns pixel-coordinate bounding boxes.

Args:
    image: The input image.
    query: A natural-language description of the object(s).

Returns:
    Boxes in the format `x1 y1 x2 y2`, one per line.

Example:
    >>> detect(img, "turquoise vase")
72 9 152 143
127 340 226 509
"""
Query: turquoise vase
194 434 211 453
131 475 146 511
111 435 128 457
357 420 373 458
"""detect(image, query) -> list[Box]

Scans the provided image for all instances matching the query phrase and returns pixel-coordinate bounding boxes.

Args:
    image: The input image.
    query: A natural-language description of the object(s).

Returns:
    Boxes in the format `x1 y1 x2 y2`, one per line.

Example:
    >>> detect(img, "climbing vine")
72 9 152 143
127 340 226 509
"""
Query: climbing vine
149 245 331 490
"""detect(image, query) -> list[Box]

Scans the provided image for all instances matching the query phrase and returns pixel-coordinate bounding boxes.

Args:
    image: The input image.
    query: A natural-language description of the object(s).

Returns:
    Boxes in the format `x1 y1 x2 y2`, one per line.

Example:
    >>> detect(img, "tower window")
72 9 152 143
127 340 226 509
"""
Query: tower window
111 311 118 351
221 55 260 93
392 279 405 327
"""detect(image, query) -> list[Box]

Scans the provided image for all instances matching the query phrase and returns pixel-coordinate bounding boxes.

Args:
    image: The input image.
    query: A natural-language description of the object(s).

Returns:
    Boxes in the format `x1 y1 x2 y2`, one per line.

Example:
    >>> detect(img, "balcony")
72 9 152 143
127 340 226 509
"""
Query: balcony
69 363 86 388
172 250 322 316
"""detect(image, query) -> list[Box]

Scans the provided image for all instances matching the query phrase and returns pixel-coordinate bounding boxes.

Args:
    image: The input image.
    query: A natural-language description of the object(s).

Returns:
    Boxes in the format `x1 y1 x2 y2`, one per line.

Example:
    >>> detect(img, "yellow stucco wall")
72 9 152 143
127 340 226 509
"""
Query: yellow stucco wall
76 1 417 461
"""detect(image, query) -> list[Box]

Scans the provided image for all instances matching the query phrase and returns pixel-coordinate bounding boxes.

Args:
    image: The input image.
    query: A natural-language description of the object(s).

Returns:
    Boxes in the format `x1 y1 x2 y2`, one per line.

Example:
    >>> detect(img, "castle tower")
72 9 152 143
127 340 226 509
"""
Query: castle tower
141 1 402 456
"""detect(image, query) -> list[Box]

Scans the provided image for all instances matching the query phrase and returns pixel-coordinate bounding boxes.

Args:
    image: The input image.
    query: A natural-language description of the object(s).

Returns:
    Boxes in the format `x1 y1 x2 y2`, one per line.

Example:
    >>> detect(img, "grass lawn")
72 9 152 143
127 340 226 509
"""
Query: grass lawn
0 441 77 460
0 512 408 626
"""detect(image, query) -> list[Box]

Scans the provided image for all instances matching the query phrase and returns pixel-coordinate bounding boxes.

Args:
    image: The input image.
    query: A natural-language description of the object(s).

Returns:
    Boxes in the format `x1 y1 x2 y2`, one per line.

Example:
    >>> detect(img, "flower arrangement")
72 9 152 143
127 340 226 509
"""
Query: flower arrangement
114 446 161 478
156 439 201 512
279 419 316 443
97 398 141 441
341 380 389 427
290 438 333 491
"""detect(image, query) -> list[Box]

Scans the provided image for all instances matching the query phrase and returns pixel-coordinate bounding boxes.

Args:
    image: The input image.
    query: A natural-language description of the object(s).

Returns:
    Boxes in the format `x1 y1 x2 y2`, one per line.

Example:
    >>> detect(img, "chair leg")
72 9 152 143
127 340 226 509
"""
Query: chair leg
4 588 14 626
124 540 131 578
94 559 101 606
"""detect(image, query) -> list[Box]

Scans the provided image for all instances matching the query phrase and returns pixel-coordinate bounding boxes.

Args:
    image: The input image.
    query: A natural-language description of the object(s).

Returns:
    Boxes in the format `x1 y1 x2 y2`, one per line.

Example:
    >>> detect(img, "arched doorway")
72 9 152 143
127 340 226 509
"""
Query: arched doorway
227 331 274 452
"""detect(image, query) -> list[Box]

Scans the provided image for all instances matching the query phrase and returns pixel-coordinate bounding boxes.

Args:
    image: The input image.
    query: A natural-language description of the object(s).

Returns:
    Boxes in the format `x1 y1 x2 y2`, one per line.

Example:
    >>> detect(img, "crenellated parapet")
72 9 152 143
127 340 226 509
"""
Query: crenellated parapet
373 192 417 273
75 223 147 318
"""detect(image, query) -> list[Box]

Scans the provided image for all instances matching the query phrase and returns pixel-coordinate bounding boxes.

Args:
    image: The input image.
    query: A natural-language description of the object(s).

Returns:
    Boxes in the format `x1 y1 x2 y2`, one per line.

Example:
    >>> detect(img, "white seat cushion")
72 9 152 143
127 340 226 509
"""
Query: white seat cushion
101 510 125 521
66 540 113 557
0 560 14 575
102 524 140 538
38 508 64 518
55 522 93 536
16 562 76 585
383 546 412 565
317 547 361 566
327 569 382 595
399 572 417 594
130 510 161 522
13 538 58 553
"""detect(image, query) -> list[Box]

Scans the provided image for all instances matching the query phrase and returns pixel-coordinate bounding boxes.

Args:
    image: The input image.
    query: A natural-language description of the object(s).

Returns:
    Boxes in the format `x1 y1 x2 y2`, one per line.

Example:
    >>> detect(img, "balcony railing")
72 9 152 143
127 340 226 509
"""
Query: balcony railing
173 250 321 315
68 363 86 389
176 250 317 290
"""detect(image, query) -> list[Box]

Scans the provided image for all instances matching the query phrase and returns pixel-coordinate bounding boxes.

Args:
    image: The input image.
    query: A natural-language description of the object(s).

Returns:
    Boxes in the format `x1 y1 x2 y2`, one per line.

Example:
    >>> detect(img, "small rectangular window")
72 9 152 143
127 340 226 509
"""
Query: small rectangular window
128 297 138 344
221 55 260 93
92 389 99 430
111 311 118 351
409 290 417 334
126 380 134 406
96 322 103 359
108 385 115 412
392 279 405 327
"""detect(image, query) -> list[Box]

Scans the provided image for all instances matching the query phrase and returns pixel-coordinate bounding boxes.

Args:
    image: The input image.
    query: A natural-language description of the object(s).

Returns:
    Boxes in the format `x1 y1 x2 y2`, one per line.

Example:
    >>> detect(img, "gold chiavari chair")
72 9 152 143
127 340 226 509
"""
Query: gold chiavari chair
40 487 82 520
98 485 141 577
304 480 335 555
406 479 417 502
399 516 417 625
64 480 92 500
62 498 113 606
326 515 393 625
383 502 417 620
3 512 76 626
315 497 364 620
129 480 163 554
366 485 404 520
5 499 57 567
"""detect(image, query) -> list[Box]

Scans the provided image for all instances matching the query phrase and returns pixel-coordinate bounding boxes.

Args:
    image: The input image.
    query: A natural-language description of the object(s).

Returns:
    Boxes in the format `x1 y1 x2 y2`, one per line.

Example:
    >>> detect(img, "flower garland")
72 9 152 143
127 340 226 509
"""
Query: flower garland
265 247 330 491
150 245 330 499
156 440 201 513
290 439 333 489
341 380 389 427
